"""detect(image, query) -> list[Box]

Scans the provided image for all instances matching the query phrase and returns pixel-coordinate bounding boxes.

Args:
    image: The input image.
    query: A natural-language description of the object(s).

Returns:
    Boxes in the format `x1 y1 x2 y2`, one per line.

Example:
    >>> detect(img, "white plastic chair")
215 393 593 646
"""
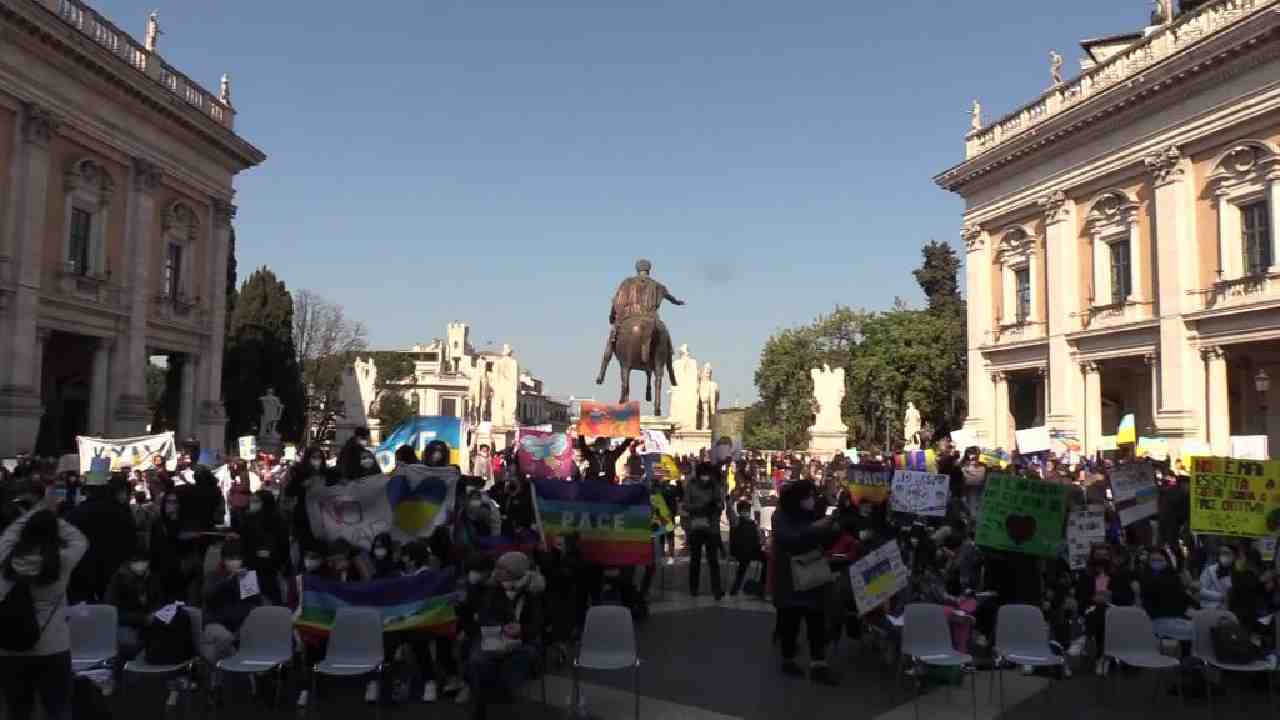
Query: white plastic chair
1102 606 1182 710
122 607 203 714
1191 609 1274 719
216 606 295 710
901 603 976 720
309 607 384 719
69 604 119 673
575 605 641 720
992 604 1064 713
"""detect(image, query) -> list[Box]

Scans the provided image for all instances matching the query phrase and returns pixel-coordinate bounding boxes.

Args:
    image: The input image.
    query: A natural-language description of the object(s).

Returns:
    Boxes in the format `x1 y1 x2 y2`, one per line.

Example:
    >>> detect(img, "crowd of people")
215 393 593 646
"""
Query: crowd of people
1 428 1278 720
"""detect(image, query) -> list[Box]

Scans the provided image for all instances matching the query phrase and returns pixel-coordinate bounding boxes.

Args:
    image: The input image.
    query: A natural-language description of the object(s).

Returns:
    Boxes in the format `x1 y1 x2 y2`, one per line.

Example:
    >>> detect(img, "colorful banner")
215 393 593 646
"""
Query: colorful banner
894 450 937 473
532 478 652 565
1117 414 1136 445
516 429 573 479
306 465 459 549
1066 507 1107 570
978 448 1010 469
975 473 1068 558
76 432 177 473
846 466 892 504
1110 462 1158 527
1191 456 1280 538
889 470 950 517
651 492 675 534
648 454 681 482
1136 437 1170 462
295 570 460 640
577 401 640 439
376 416 464 472
849 541 909 616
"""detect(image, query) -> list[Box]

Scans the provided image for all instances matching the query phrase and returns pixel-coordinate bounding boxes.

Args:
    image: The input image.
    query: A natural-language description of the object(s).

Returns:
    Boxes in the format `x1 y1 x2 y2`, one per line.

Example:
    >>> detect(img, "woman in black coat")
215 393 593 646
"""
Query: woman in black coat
771 480 840 685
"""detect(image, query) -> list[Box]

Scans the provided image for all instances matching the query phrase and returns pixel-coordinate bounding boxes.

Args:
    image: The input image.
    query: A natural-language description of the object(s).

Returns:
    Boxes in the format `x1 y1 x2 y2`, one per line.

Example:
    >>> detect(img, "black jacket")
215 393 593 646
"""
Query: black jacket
67 495 137 597
575 437 633 483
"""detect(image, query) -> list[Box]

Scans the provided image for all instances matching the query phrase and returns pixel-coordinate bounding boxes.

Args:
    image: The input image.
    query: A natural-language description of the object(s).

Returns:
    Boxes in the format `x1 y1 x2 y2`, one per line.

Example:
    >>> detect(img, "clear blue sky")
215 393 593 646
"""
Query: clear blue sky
106 0 1150 405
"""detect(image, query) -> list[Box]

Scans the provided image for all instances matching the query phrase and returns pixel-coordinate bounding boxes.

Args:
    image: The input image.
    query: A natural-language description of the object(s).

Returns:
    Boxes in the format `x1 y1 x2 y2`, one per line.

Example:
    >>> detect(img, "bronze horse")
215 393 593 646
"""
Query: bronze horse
607 316 676 416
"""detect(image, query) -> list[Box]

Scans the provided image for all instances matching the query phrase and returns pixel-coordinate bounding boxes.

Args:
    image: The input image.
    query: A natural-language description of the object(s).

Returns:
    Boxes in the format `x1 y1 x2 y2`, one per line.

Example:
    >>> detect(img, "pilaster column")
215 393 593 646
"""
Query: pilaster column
1081 361 1102 454
963 224 992 442
1203 346 1231 455
0 104 59 456
89 337 112 435
1041 190 1081 434
1144 353 1159 436
1268 169 1280 274
991 371 1010 450
180 354 198 440
199 198 235 452
114 157 163 432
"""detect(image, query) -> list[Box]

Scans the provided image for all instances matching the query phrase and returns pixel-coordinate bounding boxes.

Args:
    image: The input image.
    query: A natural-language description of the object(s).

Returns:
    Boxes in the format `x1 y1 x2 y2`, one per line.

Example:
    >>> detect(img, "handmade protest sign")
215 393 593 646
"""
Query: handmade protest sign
306 465 459 549
516 428 573 479
238 436 257 460
639 429 672 456
577 401 641 438
846 466 891 504
890 470 950 517
849 541 909 615
975 473 1068 558
1066 507 1107 570
532 479 652 565
1190 456 1280 538
1015 427 1051 454
1110 462 1158 527
76 432 176 472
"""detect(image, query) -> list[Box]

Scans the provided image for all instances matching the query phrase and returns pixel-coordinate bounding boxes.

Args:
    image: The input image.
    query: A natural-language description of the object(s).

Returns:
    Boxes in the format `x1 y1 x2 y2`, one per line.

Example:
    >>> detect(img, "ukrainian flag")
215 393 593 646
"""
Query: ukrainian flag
1116 414 1136 446
376 416 464 472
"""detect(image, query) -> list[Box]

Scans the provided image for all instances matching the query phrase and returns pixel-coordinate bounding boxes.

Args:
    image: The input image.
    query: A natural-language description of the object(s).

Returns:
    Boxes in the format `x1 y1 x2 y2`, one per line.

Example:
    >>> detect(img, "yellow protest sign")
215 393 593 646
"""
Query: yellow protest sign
1190 456 1280 538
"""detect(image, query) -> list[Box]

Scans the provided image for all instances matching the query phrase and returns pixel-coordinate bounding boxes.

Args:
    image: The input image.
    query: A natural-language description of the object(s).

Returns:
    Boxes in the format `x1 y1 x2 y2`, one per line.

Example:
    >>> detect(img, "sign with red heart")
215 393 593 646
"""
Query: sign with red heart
975 473 1067 558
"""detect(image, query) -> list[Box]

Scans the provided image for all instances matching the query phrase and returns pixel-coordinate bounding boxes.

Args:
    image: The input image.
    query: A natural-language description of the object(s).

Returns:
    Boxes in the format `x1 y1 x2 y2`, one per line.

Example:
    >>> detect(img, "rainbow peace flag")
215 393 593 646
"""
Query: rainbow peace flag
468 528 541 557
1116 414 1136 446
295 570 461 641
532 479 653 565
895 450 938 473
376 416 464 472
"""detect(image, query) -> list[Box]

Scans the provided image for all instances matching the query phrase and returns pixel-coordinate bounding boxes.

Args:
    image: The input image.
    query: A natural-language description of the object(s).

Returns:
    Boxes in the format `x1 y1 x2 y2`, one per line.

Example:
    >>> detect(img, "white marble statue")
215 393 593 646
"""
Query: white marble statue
353 356 377 413
904 401 922 448
670 344 700 430
491 344 518 427
467 362 490 423
258 387 283 438
219 73 232 105
1050 50 1064 86
697 363 719 430
809 364 847 431
970 99 982 132
145 11 162 52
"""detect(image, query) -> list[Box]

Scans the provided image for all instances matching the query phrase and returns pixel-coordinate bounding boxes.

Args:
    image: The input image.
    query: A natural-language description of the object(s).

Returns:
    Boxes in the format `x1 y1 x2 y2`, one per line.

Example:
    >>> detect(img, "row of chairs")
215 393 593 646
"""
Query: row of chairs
68 603 645 720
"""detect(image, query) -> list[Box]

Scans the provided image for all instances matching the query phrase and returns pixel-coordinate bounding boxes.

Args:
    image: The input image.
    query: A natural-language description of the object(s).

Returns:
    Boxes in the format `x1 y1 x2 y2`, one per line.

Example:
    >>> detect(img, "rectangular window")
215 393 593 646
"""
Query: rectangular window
1242 200 1272 274
1014 268 1031 323
163 243 182 299
1109 239 1131 302
68 208 91 276
440 398 457 417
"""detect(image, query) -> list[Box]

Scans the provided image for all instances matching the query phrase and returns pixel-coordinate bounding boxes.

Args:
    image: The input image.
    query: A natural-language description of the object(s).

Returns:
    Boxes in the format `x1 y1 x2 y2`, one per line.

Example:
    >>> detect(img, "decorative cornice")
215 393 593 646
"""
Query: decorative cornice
20 102 59 147
1143 145 1185 186
211 198 237 228
132 157 163 193
1084 190 1140 234
1038 190 1071 225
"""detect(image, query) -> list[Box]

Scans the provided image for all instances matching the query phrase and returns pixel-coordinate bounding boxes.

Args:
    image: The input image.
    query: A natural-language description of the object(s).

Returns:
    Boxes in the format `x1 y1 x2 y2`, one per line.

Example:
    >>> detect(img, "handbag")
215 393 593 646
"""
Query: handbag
789 549 832 592
1210 617 1262 665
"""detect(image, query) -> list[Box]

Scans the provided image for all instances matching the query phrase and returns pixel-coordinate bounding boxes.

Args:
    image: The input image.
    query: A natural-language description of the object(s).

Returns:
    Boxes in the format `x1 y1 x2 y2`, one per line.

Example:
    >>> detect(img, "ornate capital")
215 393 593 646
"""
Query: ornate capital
990 371 1006 383
962 223 984 252
1038 190 1071 225
21 102 60 147
1143 353 1157 367
1079 360 1099 375
132 157 163 193
211 197 237 228
1200 345 1226 362
1144 145 1185 186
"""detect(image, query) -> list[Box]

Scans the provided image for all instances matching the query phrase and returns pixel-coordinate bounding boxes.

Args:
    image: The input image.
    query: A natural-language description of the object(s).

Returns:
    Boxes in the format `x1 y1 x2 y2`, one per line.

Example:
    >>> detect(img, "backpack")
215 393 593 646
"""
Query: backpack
1210 617 1262 665
143 607 195 665
0 580 59 652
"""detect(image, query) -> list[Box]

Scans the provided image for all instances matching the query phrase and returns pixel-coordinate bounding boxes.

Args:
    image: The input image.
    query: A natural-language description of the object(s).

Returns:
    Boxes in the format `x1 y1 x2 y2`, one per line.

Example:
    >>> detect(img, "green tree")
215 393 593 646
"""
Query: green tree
362 351 418 434
373 393 414 435
749 326 820 450
223 267 305 444
912 241 967 433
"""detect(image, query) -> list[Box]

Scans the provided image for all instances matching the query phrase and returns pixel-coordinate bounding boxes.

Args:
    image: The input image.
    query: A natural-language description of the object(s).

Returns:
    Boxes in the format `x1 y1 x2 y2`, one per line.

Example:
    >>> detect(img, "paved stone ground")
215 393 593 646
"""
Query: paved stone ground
93 559 1279 720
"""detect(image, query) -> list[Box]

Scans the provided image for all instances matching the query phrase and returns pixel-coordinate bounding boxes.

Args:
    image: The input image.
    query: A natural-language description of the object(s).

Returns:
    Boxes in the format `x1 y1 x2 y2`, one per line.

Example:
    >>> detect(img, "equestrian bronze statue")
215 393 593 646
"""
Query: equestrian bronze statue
596 259 683 416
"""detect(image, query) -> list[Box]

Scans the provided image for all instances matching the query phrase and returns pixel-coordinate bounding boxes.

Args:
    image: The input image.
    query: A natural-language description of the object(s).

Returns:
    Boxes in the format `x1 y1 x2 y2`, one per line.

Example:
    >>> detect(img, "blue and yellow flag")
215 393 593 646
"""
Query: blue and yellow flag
1116 414 1136 446
376 416 464 472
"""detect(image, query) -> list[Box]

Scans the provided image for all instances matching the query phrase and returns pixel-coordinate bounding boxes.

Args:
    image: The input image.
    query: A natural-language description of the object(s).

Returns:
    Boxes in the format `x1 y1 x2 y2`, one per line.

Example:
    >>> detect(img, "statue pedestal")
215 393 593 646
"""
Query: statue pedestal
257 432 283 456
808 427 847 459
671 429 712 457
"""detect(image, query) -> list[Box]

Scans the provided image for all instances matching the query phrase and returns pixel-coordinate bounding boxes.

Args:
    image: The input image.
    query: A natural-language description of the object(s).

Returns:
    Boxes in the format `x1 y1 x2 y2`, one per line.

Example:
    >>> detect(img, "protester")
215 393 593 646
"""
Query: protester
67 474 137 603
1199 543 1235 610
772 479 840 686
105 548 167 660
464 551 545 720
728 498 766 598
685 462 725 599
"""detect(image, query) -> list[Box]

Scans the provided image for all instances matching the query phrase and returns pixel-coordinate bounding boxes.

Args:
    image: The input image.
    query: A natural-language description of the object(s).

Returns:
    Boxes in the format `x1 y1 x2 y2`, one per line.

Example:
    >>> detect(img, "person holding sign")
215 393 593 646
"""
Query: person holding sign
772 480 841 686
200 539 267 695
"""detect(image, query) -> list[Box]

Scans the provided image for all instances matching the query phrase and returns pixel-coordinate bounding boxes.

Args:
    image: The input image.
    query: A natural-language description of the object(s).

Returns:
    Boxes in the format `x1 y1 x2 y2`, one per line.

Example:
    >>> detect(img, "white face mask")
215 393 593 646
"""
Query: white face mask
373 548 388 559
12 554 42 577
224 559 243 573
130 561 150 576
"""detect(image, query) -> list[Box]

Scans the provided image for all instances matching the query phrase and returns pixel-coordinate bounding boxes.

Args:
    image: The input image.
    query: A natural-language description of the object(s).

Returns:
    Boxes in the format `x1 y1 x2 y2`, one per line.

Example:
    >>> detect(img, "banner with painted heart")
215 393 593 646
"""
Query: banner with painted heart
975 473 1067 558
76 432 177 473
516 428 573 479
305 465 459 550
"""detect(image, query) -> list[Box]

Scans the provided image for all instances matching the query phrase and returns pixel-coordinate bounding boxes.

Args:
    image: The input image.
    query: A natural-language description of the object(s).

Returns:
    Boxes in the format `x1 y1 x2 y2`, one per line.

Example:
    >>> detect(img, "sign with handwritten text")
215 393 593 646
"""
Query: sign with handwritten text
1190 457 1280 538
1110 462 1158 527
975 473 1067 558
889 470 950 517
1066 507 1107 570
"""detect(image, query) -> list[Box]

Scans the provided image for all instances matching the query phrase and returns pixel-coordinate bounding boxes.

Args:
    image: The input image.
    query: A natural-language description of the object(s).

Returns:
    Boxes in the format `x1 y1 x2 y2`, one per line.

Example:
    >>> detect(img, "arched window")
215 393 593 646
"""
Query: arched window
1206 141 1280 279
62 158 114 277
995 226 1037 324
1083 189 1141 305
161 202 198 300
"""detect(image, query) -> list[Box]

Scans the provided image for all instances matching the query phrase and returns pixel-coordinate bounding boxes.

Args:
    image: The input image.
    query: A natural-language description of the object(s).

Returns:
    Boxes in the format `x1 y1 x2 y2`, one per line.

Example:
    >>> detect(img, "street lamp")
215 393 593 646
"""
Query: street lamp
1255 368 1271 437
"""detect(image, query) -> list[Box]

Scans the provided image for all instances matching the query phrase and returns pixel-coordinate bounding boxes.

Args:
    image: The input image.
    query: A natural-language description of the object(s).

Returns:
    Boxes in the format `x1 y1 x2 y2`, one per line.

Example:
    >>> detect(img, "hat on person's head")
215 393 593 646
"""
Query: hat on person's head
493 551 531 583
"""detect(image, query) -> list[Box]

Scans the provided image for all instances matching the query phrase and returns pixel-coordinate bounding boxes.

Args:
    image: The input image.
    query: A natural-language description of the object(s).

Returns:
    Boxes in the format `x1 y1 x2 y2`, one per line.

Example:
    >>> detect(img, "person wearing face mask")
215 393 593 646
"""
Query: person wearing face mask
388 541 464 703
460 490 502 547
369 533 401 580
1199 544 1236 610
66 474 136 603
464 552 545 720
1142 549 1191 643
200 539 267 694
685 462 725 599
728 499 767 598
105 549 166 660
238 490 290 579
423 439 453 469
772 479 840 686
285 446 329 559
0 487 89 720
335 427 373 478
1074 544 1116 675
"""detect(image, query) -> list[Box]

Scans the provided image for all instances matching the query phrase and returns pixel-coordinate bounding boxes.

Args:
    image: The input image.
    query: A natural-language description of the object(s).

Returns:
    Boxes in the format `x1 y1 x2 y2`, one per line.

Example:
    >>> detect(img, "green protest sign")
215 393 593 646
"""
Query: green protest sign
975 473 1068 558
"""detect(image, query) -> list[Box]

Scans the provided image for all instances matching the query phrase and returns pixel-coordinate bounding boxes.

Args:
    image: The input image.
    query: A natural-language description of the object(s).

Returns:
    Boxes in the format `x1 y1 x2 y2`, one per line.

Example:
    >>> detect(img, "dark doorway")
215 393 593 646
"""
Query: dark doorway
35 332 95 456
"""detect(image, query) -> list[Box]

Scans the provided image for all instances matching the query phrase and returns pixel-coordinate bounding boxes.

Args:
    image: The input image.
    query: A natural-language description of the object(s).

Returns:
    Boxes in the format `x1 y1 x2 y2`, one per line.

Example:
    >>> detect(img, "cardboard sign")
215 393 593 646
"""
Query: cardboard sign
849 541 909 616
889 470 950 517
238 436 257 460
975 473 1068 558
639 430 672 456
1015 427 1051 454
1230 436 1269 461
1190 456 1280 538
1066 507 1107 570
238 570 260 600
949 429 978 451
1110 462 1158 526
846 466 891 504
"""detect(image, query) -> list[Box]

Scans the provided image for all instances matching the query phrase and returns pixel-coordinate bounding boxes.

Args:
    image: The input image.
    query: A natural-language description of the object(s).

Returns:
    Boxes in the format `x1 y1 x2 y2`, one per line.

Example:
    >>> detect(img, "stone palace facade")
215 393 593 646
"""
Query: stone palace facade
937 0 1280 458
0 0 265 456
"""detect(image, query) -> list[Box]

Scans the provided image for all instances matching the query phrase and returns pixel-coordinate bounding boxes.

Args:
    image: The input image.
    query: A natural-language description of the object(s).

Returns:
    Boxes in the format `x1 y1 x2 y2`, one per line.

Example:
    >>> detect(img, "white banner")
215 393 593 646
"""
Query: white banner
76 432 176 473
1015 426 1051 454
305 465 459 550
889 470 950 517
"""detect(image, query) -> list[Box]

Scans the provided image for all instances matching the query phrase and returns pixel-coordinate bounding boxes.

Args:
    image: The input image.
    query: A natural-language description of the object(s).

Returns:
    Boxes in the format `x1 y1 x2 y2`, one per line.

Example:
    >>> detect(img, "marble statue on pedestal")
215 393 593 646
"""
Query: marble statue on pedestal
670 345 700 430
258 388 283 439
809 365 847 431
491 344 518 427
145 11 162 52
467 364 490 424
904 401 922 449
697 363 719 430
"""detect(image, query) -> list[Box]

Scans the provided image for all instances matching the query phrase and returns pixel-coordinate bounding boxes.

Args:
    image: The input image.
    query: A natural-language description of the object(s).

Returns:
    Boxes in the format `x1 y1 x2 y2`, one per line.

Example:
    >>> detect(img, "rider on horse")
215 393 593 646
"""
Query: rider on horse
596 258 684 385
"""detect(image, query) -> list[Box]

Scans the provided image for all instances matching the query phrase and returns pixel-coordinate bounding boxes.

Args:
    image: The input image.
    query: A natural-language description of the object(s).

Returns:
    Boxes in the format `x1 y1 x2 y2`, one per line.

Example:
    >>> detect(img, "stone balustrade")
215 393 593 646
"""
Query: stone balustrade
964 0 1277 160
40 0 234 130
